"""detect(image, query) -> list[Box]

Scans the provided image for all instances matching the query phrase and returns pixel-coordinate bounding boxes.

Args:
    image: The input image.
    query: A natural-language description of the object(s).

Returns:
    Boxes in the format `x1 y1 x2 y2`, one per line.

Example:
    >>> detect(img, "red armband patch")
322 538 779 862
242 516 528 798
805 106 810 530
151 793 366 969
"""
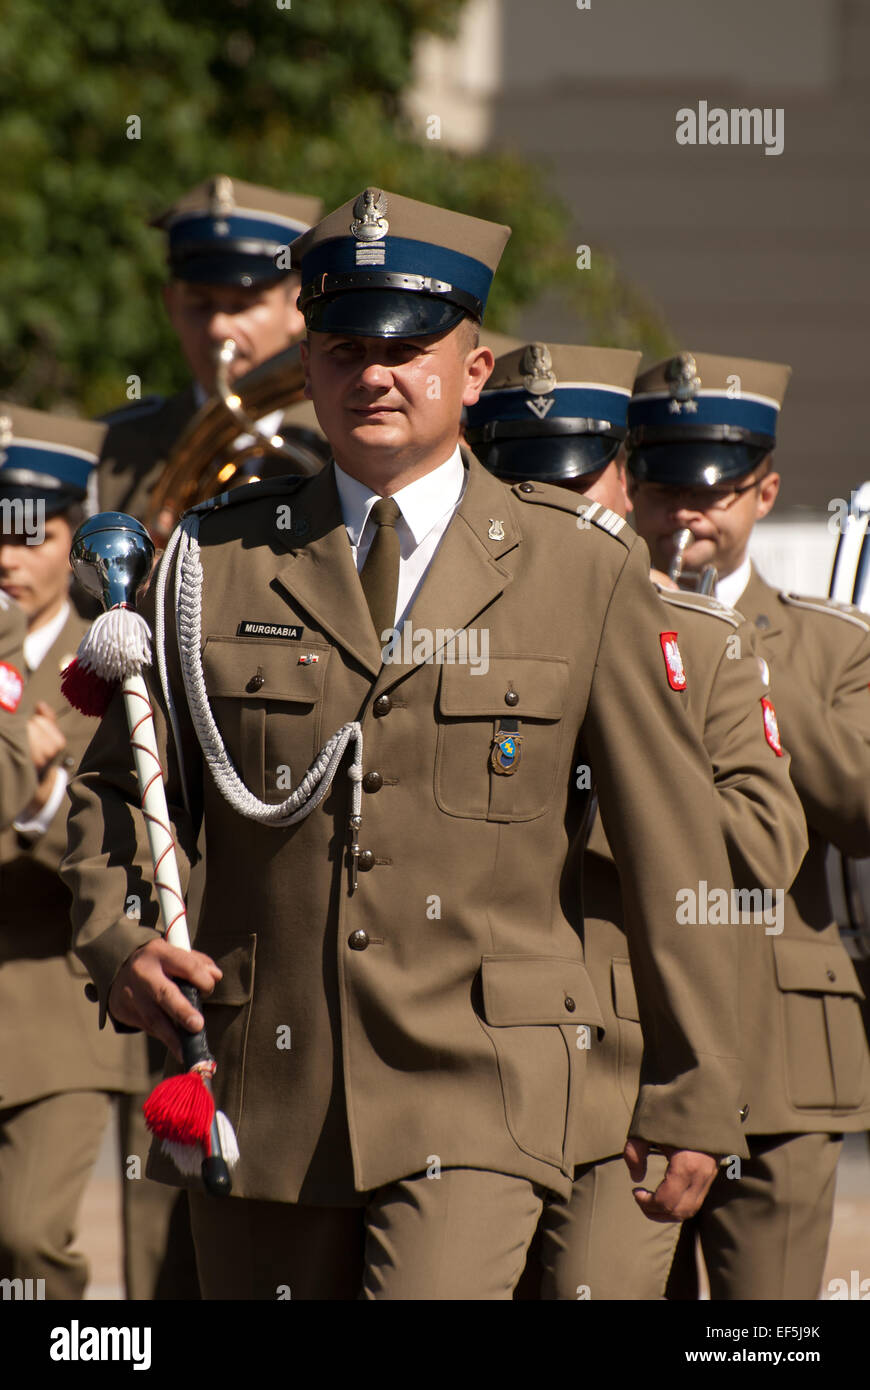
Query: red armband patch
761 696 783 755
0 661 23 712
660 632 686 691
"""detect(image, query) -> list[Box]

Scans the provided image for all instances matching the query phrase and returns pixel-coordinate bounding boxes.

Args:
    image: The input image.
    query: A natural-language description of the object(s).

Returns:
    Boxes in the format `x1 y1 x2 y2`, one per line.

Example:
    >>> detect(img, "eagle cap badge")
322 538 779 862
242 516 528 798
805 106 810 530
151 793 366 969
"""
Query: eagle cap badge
351 189 389 241
521 342 557 396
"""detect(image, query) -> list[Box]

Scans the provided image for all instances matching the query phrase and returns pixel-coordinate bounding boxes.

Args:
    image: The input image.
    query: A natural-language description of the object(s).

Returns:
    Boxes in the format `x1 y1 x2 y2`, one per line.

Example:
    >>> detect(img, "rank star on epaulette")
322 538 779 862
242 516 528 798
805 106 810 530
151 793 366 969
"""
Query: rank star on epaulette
660 632 687 691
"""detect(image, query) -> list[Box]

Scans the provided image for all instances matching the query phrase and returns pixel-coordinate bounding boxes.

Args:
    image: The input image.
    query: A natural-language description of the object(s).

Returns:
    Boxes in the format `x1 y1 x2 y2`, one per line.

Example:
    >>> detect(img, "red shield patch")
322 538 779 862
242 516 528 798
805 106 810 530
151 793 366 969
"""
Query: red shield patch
761 697 783 755
0 661 23 712
659 632 686 691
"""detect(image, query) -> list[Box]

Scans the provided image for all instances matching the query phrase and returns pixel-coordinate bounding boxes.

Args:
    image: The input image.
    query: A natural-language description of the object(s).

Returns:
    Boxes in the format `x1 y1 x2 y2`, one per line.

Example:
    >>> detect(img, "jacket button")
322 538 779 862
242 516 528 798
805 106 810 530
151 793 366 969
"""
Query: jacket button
564 996 576 1012
739 1104 750 1122
519 482 535 494
826 968 836 982
357 849 375 871
504 690 519 707
362 771 383 793
348 930 369 951
84 983 99 1003
373 694 392 716
246 668 265 692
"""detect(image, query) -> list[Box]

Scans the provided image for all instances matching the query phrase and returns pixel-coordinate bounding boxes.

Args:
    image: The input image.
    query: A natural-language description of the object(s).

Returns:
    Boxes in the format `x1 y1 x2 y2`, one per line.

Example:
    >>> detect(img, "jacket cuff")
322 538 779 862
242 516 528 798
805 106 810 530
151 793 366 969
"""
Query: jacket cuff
629 1055 751 1159
76 921 165 1030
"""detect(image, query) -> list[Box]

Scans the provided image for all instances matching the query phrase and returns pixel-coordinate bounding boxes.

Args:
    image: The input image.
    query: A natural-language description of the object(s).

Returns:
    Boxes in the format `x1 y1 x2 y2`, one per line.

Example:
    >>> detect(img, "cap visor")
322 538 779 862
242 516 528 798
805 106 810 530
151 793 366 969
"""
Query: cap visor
473 434 621 483
627 441 769 487
170 252 291 288
305 288 466 339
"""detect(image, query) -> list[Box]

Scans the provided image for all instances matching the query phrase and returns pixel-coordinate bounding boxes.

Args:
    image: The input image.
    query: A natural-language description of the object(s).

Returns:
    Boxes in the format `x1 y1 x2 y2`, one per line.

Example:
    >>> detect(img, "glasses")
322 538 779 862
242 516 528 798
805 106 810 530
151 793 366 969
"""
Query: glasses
635 477 763 512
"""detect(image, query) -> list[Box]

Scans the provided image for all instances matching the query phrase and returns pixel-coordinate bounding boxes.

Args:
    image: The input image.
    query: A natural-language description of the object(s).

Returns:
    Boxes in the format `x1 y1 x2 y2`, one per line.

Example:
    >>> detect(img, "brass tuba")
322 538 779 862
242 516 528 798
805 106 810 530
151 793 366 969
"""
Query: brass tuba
668 527 717 594
145 340 328 543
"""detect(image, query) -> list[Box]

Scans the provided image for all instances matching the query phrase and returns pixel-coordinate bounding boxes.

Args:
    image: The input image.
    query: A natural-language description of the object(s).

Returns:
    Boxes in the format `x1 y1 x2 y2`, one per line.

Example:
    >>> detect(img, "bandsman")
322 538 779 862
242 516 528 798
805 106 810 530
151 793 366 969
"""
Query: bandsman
468 342 807 1299
0 406 147 1299
65 190 746 1300
627 351 870 1300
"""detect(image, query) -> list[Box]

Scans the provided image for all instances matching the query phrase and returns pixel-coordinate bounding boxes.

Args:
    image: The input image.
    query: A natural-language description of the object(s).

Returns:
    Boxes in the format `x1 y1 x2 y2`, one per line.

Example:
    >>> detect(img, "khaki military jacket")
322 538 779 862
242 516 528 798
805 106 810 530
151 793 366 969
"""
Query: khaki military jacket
733 565 870 1131
0 607 148 1109
97 387 324 523
0 594 35 830
575 588 808 1164
63 459 748 1204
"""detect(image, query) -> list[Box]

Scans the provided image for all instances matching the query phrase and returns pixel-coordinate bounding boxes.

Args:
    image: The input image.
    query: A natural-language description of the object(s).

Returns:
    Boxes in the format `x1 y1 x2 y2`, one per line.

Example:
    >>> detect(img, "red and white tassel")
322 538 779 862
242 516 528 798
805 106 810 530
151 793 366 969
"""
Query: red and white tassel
62 606 152 715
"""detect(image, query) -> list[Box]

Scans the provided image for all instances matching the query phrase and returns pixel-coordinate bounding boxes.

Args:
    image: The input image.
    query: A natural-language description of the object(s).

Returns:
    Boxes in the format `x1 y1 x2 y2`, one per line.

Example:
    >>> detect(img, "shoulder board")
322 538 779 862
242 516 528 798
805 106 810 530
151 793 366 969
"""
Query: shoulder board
186 475 308 518
511 482 631 546
652 584 743 629
100 395 167 425
780 592 870 633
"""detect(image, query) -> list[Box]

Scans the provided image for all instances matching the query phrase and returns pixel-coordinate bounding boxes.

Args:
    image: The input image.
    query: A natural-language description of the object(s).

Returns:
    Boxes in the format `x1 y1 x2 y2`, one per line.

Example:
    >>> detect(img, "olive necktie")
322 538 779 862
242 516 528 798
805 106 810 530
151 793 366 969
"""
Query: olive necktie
360 496 402 640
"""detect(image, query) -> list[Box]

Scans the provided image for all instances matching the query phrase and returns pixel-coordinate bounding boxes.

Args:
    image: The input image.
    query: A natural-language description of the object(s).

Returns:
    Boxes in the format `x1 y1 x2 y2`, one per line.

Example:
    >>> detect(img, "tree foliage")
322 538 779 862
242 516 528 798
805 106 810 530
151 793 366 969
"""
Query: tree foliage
0 0 671 414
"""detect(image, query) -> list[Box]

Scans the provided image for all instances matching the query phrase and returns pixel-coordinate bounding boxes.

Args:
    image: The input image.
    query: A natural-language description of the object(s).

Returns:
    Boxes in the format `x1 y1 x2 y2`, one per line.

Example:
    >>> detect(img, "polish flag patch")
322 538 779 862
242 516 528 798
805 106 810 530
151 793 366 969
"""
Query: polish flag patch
761 696 783 755
660 632 686 691
0 661 23 712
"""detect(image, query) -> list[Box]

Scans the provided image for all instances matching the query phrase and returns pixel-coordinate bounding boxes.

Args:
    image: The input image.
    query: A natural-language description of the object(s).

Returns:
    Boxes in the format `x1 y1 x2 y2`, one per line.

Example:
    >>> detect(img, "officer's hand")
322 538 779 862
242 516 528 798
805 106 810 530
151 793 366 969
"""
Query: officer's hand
623 1137 718 1222
108 939 222 1063
26 702 66 775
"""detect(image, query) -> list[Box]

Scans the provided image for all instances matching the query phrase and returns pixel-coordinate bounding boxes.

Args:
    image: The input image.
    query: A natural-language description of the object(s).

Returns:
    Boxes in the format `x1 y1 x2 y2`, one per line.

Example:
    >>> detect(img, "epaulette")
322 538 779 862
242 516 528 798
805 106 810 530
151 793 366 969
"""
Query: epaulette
652 584 744 630
99 395 167 426
511 481 631 547
185 474 309 519
780 591 870 633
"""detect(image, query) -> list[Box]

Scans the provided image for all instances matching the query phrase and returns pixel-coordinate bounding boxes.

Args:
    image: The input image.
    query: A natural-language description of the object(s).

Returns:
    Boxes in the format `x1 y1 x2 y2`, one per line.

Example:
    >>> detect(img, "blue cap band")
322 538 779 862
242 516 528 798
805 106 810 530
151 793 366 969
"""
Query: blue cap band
468 385 630 429
169 213 307 251
0 443 95 493
628 392 779 439
301 236 494 313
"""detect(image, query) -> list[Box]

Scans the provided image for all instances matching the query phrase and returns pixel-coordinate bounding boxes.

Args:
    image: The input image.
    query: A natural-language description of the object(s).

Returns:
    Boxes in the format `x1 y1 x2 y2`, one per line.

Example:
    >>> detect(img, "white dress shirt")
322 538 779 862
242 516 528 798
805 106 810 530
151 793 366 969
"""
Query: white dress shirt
14 601 70 838
716 554 752 610
334 446 466 628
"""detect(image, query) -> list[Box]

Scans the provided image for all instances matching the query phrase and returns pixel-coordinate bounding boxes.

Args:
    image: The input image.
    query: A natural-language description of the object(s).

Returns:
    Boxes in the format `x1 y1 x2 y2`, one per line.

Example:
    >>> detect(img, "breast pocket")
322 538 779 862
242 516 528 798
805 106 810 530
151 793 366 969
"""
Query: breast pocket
773 937 869 1110
434 655 570 821
202 636 331 803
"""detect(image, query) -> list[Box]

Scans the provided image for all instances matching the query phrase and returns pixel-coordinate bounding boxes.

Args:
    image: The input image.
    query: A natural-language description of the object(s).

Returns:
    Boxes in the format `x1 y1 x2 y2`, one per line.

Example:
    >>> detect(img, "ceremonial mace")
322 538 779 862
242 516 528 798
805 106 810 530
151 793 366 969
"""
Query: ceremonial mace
62 512 237 1195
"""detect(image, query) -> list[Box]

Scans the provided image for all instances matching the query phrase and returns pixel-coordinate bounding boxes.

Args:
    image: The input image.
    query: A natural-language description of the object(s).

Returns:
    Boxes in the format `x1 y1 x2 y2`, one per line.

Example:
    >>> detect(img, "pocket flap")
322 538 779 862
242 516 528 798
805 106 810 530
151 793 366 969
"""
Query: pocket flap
773 937 865 999
439 656 569 719
203 936 256 1006
481 955 603 1027
611 957 640 1022
203 636 330 702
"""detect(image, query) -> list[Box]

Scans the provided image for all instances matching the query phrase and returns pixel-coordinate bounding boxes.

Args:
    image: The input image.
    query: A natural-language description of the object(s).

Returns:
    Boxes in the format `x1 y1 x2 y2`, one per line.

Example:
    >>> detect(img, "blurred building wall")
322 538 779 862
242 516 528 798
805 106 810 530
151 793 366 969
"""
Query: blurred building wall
408 0 870 512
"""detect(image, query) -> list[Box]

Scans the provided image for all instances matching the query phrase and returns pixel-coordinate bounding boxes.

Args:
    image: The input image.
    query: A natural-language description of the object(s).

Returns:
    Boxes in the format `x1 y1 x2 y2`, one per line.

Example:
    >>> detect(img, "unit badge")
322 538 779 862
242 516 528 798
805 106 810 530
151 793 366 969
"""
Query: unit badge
0 661 24 712
660 632 687 691
490 730 523 775
761 696 783 755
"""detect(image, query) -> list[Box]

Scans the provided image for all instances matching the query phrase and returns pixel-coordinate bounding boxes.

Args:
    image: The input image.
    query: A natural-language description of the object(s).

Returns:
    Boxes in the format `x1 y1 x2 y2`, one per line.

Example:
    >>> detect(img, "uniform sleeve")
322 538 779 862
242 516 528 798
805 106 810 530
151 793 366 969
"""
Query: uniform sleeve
704 622 807 891
0 607 36 831
580 538 746 1158
60 551 203 1028
771 619 870 856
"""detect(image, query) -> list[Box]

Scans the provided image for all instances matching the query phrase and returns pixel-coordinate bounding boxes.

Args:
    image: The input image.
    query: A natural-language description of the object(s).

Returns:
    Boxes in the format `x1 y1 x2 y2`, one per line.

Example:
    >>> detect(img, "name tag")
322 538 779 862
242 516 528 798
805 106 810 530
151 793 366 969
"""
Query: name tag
236 621 304 640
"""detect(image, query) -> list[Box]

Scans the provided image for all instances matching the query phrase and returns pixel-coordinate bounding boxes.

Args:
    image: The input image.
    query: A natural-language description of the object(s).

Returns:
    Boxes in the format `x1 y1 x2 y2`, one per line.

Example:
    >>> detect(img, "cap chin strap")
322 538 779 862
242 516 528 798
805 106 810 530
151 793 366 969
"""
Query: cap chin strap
154 514 362 830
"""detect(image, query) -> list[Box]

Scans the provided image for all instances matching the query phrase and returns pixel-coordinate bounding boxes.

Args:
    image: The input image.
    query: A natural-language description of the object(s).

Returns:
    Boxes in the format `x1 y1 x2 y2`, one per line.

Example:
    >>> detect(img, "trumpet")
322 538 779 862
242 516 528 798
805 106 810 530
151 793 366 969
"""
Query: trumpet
668 527 717 594
145 339 328 544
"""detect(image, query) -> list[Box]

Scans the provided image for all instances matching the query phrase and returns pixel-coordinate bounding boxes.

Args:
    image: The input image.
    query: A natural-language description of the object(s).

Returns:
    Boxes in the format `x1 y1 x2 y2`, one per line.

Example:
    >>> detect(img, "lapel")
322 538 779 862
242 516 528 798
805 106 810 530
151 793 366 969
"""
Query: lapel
272 456 520 689
24 609 89 722
736 563 785 640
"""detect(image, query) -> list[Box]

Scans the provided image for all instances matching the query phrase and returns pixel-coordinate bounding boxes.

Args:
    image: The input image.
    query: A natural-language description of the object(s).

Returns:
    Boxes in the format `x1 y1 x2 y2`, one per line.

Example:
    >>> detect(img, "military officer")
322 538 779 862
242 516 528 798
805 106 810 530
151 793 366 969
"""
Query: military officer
469 342 807 1299
627 351 870 1300
0 406 148 1299
64 189 747 1301
0 590 36 829
97 175 325 524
